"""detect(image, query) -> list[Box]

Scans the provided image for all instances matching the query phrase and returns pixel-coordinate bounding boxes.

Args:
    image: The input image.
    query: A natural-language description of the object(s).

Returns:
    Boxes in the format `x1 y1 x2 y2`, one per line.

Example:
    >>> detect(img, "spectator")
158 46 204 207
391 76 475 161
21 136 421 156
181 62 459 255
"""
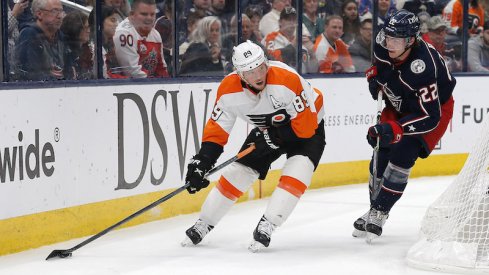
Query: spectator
10 0 35 31
242 0 271 15
90 6 125 78
179 16 225 76
259 0 290 38
398 0 437 17
377 0 397 24
188 0 213 16
349 15 373 72
447 0 484 36
178 9 206 56
245 5 264 43
468 20 489 72
262 7 318 73
8 0 29 75
114 0 169 78
209 0 232 33
155 0 174 75
359 0 397 22
441 0 456 23
15 0 68 81
322 0 344 16
104 0 131 21
422 15 448 53
303 0 325 43
422 16 462 72
313 14 355 73
61 11 94 80
341 0 360 45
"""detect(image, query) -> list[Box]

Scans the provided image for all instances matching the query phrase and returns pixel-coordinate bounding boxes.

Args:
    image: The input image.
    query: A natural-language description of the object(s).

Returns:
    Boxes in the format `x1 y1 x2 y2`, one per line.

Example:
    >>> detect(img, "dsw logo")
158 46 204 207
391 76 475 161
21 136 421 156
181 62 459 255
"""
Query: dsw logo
114 89 212 190
0 129 56 183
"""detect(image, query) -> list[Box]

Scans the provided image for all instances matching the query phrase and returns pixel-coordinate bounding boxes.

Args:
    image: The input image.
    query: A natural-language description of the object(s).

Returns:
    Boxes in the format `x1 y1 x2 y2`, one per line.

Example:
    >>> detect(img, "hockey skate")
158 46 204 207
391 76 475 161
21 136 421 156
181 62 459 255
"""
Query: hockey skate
365 208 389 244
248 215 276 253
181 219 214 247
352 210 370 238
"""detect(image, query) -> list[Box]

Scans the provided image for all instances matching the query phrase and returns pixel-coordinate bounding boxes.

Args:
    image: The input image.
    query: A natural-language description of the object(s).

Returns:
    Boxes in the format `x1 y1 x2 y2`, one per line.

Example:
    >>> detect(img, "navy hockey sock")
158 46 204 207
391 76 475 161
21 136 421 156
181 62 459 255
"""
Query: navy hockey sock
372 162 410 212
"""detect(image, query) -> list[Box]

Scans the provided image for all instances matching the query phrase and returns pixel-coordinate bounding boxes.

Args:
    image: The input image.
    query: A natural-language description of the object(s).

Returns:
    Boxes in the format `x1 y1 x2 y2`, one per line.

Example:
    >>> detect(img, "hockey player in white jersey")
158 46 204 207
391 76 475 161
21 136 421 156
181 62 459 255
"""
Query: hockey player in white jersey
181 40 326 252
113 0 169 78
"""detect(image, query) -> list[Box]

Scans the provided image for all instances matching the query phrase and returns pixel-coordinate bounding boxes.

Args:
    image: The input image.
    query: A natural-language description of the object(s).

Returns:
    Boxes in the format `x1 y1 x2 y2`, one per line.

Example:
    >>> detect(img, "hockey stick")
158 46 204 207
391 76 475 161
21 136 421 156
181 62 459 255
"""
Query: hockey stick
372 90 383 184
46 144 256 260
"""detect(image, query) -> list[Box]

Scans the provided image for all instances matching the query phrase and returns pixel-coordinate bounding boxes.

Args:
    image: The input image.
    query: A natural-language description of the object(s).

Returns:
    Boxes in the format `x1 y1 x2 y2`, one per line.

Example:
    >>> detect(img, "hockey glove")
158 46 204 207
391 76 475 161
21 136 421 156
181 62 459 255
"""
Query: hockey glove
185 154 214 194
247 109 291 128
251 128 281 157
366 66 382 100
367 121 403 148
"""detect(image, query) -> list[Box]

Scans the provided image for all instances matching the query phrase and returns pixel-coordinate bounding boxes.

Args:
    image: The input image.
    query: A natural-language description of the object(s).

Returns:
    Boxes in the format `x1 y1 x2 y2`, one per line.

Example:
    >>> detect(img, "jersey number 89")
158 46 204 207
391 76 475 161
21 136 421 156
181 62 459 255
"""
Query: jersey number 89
293 90 310 112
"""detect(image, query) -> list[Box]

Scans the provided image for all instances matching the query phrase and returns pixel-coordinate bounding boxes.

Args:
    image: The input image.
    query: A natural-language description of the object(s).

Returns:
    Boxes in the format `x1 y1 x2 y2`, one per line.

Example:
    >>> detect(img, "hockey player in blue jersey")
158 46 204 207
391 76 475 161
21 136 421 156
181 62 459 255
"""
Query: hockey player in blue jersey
352 10 456 241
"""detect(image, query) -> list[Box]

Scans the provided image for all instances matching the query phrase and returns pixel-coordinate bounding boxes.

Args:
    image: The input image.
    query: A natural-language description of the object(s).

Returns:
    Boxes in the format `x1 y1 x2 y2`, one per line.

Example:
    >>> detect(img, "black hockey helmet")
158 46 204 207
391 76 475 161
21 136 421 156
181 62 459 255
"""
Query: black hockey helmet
383 9 420 38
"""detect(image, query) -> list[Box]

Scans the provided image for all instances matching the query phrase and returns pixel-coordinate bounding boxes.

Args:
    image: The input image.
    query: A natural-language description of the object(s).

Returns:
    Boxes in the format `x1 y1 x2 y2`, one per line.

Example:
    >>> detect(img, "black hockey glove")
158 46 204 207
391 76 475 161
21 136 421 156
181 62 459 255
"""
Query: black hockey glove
185 154 214 194
252 128 281 156
367 121 404 148
247 109 291 128
366 66 380 100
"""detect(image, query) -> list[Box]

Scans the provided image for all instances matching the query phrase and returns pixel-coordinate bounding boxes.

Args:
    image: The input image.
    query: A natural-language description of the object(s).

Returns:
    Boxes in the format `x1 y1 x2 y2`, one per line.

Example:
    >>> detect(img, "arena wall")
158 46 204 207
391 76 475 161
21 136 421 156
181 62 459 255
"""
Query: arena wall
0 76 487 255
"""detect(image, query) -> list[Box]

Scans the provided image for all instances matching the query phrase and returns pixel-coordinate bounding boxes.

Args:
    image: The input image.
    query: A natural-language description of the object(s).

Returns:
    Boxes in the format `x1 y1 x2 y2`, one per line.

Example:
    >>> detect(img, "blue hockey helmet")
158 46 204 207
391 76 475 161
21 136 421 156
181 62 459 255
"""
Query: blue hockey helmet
383 9 420 38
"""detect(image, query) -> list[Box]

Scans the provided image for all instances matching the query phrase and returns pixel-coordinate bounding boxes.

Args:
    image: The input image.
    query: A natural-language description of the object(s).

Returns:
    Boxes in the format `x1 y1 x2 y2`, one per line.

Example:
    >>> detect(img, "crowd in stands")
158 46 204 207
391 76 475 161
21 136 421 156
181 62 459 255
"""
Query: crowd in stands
3 0 489 81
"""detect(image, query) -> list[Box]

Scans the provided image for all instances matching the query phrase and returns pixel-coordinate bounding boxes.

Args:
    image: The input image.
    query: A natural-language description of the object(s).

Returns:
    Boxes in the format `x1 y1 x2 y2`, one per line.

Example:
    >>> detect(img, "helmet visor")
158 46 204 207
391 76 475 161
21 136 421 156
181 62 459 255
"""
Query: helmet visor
377 29 409 51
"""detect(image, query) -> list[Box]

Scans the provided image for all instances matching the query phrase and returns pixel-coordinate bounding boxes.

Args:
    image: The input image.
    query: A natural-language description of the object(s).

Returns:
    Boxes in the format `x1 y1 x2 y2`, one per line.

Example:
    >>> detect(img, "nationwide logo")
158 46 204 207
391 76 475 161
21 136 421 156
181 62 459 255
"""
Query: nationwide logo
0 129 56 183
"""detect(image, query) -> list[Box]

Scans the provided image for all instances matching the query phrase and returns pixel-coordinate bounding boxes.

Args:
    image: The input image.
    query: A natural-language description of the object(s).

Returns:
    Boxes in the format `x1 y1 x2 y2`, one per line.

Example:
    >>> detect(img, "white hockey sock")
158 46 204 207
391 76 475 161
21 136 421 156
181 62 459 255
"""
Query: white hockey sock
199 188 236 226
264 187 300 227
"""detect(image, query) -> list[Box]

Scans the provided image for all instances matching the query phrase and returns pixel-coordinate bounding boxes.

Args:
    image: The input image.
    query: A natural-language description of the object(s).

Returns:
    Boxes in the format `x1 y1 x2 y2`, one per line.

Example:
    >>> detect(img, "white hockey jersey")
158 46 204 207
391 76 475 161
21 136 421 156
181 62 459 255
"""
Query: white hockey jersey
114 18 169 78
203 61 325 146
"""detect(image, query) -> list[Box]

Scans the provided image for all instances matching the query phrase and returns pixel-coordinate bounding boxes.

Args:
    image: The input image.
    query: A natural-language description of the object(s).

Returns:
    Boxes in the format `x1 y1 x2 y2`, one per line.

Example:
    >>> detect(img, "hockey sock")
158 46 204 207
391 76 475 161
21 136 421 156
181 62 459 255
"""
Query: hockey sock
264 187 300 227
264 155 313 226
200 163 259 226
372 162 411 212
199 187 236 226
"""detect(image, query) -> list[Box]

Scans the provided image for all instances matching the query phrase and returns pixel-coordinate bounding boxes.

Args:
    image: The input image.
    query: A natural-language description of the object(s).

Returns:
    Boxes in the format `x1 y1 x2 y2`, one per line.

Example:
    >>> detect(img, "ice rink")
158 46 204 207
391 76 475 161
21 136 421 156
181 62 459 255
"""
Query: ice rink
0 176 455 275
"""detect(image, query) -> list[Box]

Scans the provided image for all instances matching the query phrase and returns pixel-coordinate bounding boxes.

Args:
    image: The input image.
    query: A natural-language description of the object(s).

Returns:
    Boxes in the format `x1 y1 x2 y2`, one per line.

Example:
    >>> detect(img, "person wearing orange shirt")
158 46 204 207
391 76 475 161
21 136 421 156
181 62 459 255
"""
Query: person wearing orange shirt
446 0 484 36
314 15 355 73
181 40 325 252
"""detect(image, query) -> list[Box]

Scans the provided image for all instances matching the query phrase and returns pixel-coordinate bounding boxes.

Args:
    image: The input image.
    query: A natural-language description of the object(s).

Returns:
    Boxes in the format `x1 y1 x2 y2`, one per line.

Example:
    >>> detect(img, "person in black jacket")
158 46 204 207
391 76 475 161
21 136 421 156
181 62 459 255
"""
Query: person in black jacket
15 0 68 81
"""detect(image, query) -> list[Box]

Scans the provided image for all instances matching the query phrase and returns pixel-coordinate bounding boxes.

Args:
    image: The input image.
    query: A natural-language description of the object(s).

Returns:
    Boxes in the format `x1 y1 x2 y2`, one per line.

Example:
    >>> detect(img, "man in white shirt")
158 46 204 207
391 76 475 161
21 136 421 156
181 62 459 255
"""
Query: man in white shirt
259 0 290 38
114 0 169 78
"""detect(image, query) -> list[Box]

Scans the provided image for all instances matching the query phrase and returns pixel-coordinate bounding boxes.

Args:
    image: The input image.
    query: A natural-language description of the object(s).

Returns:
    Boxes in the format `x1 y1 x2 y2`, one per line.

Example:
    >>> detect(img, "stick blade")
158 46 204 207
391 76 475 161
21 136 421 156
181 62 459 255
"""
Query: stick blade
46 249 73 260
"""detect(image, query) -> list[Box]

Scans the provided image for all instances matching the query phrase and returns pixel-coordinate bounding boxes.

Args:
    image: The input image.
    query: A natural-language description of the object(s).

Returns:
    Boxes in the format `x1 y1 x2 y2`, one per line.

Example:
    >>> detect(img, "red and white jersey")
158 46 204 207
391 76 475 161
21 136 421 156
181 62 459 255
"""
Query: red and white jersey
114 18 169 78
313 34 355 73
203 61 325 147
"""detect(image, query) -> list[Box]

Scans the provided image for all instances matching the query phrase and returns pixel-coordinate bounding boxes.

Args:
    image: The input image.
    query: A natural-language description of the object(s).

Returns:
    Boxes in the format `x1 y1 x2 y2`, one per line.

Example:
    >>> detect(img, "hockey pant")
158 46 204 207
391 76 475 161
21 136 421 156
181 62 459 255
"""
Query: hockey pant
198 155 315 227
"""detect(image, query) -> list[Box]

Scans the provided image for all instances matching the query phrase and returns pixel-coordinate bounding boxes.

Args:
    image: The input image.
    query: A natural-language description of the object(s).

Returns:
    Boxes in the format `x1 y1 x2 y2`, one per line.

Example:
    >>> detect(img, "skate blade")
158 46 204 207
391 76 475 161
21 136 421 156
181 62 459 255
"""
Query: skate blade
365 232 379 244
180 236 195 247
248 241 265 253
352 229 366 238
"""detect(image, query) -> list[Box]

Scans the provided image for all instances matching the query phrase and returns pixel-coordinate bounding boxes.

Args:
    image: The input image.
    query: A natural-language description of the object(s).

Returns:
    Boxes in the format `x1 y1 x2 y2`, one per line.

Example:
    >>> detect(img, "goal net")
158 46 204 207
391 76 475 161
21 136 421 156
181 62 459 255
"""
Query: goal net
407 119 489 274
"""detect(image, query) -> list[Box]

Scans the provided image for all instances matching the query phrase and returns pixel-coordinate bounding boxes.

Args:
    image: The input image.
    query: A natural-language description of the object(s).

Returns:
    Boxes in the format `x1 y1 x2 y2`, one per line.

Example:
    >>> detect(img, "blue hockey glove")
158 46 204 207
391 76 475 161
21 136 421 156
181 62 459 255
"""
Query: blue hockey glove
367 121 403 148
185 154 214 194
247 109 291 128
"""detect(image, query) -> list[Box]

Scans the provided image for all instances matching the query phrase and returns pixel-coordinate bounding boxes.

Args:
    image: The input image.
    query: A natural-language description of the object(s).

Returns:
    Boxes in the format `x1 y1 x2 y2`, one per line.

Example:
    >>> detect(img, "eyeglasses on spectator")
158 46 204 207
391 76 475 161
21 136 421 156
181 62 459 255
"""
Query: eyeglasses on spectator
41 8 65 16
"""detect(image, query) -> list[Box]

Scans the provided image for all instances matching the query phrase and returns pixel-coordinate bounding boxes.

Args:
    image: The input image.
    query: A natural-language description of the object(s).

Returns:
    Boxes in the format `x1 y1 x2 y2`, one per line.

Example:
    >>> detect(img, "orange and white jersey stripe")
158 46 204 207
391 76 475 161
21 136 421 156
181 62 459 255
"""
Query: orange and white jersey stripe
202 61 325 147
313 34 355 73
